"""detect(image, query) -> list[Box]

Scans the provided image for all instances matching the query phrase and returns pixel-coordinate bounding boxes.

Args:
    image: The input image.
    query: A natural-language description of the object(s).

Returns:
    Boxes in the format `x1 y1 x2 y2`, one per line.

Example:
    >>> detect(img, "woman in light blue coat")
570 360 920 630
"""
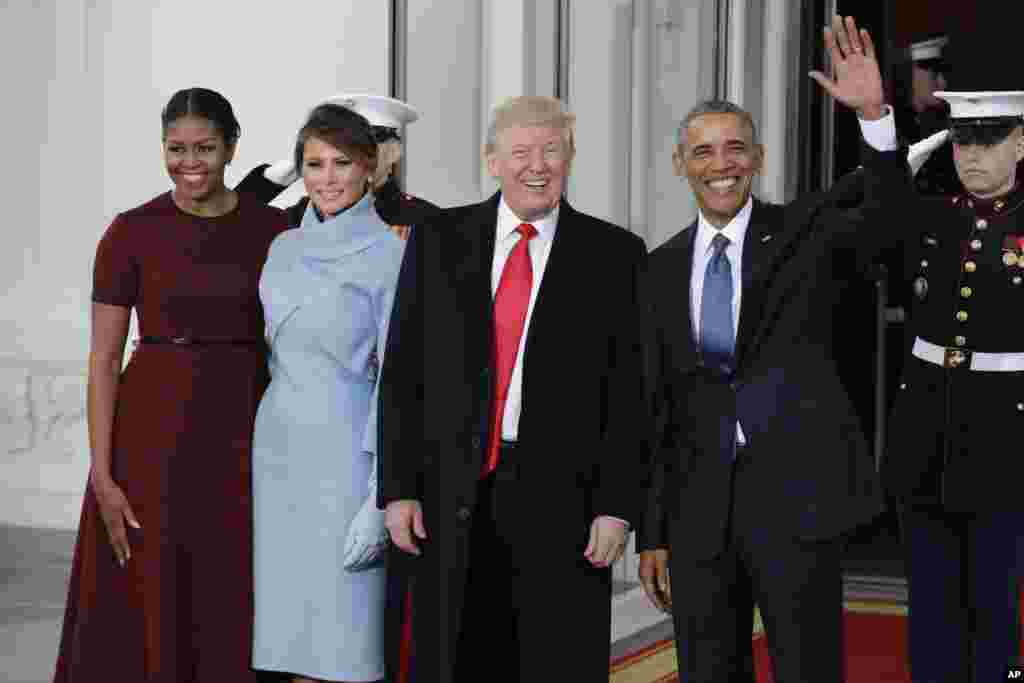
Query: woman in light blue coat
252 103 404 683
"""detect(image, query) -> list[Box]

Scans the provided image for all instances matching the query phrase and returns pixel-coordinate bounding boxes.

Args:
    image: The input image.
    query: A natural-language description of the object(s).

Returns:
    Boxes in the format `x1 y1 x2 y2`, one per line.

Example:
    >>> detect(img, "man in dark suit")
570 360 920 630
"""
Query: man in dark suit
637 17 908 681
379 95 647 682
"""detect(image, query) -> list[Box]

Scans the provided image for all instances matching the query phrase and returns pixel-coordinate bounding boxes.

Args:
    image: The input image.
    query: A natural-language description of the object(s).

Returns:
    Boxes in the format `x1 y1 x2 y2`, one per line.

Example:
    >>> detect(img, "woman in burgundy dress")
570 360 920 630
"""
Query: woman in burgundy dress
53 88 288 682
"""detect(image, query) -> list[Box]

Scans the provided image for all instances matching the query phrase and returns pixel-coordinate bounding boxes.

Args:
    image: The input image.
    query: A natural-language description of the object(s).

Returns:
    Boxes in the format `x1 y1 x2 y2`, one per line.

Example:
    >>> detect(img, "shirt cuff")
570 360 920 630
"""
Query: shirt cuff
600 515 631 530
858 105 898 152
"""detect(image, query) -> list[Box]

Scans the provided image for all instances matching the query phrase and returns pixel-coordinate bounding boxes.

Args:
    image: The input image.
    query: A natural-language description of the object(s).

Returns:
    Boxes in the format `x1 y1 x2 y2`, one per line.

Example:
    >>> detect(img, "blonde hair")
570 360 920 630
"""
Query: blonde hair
484 96 576 159
372 140 402 191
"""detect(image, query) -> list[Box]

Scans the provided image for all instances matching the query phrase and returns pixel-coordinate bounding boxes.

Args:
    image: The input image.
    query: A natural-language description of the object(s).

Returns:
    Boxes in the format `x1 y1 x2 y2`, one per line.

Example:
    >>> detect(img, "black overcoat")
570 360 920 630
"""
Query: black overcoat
378 193 647 682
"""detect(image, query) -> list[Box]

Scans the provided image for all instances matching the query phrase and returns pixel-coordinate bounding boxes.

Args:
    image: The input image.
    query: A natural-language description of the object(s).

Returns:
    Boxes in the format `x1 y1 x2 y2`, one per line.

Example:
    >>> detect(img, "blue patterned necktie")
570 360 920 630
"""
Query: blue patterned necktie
699 232 734 372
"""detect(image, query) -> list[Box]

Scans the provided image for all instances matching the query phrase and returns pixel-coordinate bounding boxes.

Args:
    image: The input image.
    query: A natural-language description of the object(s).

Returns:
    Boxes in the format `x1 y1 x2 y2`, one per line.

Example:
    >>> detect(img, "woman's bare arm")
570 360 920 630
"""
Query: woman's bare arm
87 302 140 565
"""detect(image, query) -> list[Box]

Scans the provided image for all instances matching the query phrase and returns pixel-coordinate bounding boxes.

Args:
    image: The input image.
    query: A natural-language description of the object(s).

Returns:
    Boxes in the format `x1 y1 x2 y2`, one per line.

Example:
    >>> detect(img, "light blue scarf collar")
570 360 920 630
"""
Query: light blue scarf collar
296 191 391 260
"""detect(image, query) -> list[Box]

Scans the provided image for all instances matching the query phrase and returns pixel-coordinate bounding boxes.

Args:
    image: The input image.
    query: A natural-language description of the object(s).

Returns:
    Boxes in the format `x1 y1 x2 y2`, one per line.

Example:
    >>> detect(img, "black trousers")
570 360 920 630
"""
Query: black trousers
454 447 522 683
668 443 844 682
901 506 1024 683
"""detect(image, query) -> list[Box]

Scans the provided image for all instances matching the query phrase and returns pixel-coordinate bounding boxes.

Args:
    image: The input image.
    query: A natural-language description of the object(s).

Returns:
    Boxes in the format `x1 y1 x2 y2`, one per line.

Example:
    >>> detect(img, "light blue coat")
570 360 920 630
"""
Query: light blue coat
252 192 404 681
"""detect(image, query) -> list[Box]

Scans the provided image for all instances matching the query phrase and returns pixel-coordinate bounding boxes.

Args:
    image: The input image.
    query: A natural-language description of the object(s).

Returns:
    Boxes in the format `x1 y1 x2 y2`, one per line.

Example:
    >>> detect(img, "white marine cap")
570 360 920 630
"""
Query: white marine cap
934 91 1024 121
908 36 948 62
320 93 420 129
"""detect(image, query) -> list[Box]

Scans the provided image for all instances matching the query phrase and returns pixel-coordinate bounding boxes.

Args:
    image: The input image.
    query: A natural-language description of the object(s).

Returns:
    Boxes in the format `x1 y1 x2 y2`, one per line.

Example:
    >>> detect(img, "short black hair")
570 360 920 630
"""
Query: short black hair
161 88 240 144
677 99 759 149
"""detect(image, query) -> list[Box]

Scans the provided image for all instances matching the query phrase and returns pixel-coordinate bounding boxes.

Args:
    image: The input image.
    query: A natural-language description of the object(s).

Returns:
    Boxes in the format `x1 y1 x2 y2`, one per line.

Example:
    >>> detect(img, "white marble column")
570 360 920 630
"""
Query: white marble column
759 0 793 203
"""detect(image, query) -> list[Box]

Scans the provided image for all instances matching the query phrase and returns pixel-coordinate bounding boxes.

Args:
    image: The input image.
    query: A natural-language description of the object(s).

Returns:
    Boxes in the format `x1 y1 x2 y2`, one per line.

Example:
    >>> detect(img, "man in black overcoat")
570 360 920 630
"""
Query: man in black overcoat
379 95 647 682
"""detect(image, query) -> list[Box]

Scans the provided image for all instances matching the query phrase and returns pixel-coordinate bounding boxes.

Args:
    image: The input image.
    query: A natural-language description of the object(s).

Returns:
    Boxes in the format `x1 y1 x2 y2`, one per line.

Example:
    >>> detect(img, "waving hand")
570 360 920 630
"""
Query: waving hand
809 16 886 120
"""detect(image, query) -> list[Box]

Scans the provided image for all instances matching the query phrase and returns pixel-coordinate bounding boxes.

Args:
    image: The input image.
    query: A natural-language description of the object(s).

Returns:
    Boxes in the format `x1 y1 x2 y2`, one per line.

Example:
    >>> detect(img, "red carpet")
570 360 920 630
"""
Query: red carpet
611 594 1024 681
755 610 910 683
611 605 909 682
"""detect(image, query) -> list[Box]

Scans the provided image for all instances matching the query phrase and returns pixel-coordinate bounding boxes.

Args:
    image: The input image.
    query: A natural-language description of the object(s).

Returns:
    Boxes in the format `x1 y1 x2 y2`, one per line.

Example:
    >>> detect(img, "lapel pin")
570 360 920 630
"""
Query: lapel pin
761 234 773 243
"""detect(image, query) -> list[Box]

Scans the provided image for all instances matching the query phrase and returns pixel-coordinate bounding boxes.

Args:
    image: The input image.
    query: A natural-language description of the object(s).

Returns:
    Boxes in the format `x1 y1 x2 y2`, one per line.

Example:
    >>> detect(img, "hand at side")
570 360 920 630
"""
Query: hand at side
638 549 672 612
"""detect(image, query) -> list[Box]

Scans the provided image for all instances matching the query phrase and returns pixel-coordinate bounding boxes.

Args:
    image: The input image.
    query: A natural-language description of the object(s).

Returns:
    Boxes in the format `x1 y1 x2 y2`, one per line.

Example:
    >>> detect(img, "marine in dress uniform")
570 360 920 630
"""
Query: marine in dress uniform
235 93 439 229
871 91 1024 682
894 35 962 198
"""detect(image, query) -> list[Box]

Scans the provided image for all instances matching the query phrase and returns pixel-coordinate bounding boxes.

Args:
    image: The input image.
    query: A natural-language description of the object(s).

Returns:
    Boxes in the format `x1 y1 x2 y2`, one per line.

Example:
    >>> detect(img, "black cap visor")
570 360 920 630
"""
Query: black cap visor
914 57 951 76
949 117 1023 147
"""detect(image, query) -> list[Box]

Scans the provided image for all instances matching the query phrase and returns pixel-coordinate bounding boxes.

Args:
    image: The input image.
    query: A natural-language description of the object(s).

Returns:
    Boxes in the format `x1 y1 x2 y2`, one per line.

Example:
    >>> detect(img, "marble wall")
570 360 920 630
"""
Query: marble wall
0 363 89 530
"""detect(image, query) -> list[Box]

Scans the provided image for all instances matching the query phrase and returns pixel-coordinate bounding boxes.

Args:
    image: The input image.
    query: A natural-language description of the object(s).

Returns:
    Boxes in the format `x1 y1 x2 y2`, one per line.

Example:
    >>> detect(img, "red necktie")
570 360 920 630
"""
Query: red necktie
483 223 537 476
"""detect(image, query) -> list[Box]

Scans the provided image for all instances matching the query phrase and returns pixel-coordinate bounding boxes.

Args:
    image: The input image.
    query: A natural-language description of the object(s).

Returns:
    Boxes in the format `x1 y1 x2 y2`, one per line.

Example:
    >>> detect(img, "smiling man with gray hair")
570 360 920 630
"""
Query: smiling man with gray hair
379 95 647 683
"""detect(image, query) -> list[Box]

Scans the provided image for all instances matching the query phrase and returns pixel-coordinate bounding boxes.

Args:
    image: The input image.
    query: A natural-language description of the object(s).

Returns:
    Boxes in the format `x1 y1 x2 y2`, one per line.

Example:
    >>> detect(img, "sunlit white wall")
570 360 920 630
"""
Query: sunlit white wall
404 0 560 205
567 0 720 249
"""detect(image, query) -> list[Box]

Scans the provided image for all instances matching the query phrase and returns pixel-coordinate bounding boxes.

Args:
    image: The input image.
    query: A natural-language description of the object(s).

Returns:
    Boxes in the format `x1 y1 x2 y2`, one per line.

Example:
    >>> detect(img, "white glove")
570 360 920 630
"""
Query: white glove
264 158 299 186
342 456 387 572
907 129 950 177
342 492 389 572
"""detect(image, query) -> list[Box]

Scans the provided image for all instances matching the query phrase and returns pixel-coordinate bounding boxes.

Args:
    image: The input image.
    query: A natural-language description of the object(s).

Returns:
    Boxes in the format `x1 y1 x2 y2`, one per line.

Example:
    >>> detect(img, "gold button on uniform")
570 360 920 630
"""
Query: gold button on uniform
976 218 988 230
956 311 969 322
954 335 967 346
964 261 977 273
960 286 973 298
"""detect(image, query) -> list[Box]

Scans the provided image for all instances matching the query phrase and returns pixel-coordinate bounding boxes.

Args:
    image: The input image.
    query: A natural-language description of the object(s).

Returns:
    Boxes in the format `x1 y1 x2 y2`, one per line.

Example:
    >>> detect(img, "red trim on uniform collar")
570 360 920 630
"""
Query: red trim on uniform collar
957 181 1024 219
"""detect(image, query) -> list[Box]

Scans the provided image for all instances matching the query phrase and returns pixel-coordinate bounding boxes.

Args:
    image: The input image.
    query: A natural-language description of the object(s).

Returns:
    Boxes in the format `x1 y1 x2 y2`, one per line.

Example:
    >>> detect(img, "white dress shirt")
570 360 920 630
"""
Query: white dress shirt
690 196 753 445
491 197 559 441
857 107 899 152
